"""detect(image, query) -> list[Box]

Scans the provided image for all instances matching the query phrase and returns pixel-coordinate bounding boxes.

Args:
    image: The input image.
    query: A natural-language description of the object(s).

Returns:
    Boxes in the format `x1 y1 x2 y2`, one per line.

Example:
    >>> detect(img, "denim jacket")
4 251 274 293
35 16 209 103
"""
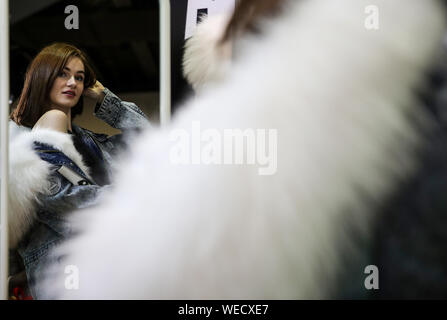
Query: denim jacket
8 88 151 299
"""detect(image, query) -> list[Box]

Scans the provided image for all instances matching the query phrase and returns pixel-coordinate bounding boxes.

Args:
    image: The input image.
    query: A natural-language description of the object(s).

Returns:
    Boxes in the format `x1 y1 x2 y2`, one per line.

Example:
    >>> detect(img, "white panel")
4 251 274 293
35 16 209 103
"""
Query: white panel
159 0 171 126
0 0 9 301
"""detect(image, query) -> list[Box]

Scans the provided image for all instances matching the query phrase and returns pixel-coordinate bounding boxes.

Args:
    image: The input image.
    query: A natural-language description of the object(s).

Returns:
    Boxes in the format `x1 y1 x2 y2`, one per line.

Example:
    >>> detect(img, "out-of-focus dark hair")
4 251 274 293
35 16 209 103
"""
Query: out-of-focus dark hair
220 0 285 43
10 43 96 128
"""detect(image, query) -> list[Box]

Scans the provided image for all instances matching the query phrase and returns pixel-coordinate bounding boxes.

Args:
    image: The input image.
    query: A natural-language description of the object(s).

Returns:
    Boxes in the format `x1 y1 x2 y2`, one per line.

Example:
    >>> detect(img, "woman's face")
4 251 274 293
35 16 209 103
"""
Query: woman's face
48 57 85 112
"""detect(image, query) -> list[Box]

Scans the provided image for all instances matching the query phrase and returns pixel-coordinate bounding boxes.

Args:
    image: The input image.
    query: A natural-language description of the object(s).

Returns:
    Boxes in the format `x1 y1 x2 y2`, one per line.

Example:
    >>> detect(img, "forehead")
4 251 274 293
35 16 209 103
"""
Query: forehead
65 57 84 72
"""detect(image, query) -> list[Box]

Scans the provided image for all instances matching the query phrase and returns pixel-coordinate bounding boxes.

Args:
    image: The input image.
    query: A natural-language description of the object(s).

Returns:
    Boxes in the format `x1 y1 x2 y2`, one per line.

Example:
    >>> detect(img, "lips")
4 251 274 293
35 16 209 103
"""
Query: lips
62 90 76 97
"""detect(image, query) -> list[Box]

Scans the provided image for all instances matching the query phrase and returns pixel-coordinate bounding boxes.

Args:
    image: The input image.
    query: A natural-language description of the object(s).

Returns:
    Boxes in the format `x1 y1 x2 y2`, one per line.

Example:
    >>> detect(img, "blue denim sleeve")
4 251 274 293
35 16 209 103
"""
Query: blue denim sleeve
19 171 111 299
94 87 151 131
35 170 110 235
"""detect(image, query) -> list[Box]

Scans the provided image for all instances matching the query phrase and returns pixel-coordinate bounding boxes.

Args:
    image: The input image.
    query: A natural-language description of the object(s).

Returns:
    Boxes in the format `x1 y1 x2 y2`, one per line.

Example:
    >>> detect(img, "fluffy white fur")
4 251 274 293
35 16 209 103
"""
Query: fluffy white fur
8 127 91 248
183 13 232 91
42 0 445 299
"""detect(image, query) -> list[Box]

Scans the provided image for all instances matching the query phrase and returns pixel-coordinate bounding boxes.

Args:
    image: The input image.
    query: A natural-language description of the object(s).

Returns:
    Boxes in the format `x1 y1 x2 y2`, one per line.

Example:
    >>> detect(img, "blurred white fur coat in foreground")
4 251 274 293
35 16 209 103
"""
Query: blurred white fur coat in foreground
42 0 446 298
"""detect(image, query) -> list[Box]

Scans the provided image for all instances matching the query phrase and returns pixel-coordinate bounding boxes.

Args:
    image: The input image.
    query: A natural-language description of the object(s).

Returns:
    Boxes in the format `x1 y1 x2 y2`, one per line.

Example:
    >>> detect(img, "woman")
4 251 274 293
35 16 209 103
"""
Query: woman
8 42 150 299
42 0 446 299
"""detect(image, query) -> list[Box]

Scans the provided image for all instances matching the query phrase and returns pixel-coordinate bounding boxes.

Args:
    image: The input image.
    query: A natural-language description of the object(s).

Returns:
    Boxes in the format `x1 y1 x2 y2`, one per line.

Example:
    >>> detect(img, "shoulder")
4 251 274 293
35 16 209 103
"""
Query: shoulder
33 110 69 133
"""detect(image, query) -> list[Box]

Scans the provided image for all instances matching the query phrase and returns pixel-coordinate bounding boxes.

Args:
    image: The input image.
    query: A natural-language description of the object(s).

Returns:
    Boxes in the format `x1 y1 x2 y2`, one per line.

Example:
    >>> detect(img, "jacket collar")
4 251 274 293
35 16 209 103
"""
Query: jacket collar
27 128 92 179
33 141 94 184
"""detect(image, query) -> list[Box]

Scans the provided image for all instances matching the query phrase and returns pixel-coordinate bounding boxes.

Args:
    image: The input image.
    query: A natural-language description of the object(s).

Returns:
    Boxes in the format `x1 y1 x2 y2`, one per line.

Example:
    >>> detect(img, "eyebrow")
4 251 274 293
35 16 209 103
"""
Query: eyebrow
63 66 85 74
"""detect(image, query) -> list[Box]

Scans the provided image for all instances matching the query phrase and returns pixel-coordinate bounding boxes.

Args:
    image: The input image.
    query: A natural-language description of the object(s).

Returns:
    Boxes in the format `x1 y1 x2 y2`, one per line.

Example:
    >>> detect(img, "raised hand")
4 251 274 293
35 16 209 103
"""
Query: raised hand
83 80 105 103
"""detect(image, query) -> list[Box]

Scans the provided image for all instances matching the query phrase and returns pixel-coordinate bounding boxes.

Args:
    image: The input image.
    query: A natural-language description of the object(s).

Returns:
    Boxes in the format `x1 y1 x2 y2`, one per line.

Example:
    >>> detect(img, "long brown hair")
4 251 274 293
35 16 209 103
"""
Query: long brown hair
10 43 96 127
221 0 286 44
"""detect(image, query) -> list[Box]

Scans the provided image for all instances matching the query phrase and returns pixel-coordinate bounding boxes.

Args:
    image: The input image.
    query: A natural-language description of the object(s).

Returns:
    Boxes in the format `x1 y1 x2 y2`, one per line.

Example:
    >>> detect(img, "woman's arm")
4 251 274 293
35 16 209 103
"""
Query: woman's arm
36 170 110 218
83 81 151 131
17 169 111 300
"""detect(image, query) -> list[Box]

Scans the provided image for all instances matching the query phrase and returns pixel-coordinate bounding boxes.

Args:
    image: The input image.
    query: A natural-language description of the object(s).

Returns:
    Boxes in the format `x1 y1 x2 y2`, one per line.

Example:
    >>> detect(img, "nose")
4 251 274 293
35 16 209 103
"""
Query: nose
67 75 76 87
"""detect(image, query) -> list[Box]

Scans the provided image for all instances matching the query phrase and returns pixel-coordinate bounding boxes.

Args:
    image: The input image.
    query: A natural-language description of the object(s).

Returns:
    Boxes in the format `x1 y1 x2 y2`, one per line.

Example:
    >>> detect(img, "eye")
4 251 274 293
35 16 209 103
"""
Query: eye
58 71 68 78
75 75 84 82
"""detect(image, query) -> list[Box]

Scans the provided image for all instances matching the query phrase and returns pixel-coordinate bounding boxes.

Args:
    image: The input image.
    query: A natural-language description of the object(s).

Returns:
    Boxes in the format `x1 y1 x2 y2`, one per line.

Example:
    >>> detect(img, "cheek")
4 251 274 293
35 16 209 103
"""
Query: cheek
49 85 58 100
50 79 63 94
